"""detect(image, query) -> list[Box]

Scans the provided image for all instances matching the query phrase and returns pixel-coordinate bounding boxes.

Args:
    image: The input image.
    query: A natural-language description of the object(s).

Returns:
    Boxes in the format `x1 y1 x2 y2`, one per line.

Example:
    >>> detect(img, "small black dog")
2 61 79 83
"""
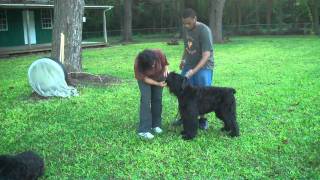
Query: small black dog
0 151 45 180
166 72 240 140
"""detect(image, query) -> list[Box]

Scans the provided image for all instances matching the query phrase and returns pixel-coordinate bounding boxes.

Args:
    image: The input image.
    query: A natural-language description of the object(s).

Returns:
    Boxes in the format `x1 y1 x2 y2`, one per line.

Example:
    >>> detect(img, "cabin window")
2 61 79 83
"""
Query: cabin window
40 9 52 29
0 10 8 31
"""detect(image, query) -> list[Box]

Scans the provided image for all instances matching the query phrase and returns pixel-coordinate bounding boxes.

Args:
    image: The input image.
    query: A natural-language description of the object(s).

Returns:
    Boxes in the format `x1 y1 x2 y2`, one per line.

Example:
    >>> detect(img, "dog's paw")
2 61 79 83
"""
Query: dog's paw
229 131 240 137
220 127 231 132
182 134 195 140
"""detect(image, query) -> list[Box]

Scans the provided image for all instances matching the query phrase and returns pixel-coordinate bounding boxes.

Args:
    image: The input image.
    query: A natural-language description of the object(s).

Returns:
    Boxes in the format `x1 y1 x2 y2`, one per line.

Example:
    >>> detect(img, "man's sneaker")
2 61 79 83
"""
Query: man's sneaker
138 132 154 139
171 118 183 126
153 127 163 134
199 118 209 130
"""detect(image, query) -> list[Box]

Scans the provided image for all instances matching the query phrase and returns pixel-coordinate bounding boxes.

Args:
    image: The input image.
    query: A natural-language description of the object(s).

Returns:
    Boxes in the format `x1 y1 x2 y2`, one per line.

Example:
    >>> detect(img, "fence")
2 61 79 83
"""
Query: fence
224 23 315 36
82 27 179 44
82 23 318 44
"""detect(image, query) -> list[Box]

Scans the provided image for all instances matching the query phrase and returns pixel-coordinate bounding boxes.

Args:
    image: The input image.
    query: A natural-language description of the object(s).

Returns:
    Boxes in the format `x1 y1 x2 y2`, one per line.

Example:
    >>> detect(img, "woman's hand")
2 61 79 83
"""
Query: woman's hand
157 81 167 87
143 77 166 87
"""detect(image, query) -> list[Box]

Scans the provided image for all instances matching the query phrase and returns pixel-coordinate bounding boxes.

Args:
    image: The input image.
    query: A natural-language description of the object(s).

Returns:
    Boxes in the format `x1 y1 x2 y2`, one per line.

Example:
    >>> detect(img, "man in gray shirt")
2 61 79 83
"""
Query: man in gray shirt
172 8 214 130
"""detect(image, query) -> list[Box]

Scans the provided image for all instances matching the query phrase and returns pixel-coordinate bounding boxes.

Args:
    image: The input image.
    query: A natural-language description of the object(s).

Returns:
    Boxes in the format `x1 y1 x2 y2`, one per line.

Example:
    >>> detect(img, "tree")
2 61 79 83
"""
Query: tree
176 0 185 37
312 0 319 34
255 0 260 31
266 0 273 26
236 0 242 31
51 0 85 72
122 0 133 42
274 0 284 26
209 0 226 43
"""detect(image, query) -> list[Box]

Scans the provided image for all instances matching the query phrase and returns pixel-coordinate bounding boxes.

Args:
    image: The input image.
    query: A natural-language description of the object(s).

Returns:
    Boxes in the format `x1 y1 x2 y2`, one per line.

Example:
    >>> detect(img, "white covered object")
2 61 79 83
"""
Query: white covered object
28 58 78 97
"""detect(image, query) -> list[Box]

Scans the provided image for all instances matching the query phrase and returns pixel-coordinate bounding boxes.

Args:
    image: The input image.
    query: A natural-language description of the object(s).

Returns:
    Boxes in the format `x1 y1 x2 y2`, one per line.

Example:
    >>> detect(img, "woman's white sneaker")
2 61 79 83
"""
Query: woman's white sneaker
153 127 163 134
138 132 154 139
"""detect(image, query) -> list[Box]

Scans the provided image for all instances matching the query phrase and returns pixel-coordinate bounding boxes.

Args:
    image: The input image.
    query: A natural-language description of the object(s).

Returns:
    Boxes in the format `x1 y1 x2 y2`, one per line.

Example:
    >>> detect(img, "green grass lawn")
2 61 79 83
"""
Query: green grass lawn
0 36 319 179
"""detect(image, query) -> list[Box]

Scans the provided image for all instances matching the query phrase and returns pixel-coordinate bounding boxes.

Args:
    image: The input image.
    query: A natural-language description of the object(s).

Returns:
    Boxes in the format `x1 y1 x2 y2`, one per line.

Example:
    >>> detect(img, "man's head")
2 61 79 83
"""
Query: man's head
182 8 197 30
137 49 157 74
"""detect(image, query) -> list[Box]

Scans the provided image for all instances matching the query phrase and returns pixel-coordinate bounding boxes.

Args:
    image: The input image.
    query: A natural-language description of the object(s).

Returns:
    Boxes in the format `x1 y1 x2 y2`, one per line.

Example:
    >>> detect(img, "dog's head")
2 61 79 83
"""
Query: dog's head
0 151 45 179
165 72 188 96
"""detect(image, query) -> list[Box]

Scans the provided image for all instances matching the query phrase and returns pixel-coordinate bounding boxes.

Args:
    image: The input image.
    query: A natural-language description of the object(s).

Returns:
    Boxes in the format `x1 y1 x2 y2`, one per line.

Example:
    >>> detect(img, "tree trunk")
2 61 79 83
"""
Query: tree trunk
111 1 122 38
51 0 85 72
169 1 175 28
153 16 156 33
236 1 242 31
255 0 260 31
231 1 237 26
277 3 284 25
209 0 226 43
176 0 185 38
266 0 273 30
160 0 164 33
122 0 133 42
313 0 319 34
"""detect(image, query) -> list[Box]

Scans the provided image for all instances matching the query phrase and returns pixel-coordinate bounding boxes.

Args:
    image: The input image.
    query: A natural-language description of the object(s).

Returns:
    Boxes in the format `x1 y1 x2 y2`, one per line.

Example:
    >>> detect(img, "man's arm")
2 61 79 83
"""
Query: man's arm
185 51 210 78
180 50 187 70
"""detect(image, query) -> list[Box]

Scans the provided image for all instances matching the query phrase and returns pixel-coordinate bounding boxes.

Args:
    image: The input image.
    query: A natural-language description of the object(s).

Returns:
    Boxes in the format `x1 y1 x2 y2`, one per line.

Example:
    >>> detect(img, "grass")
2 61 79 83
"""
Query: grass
0 36 319 179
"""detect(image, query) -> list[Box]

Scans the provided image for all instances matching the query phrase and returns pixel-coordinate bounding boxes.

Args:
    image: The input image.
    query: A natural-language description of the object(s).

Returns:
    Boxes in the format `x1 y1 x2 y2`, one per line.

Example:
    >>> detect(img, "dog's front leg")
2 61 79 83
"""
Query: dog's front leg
181 104 198 140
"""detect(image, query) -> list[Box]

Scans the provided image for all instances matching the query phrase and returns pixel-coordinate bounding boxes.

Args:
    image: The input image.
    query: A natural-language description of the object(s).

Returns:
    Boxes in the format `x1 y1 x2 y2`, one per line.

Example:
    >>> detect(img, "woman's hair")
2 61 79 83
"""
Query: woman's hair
137 49 157 73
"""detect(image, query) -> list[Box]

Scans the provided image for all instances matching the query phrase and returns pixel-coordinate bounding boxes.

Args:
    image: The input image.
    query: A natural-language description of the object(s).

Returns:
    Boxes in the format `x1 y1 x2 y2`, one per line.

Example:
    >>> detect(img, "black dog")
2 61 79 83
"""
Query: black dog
166 72 239 140
0 151 45 180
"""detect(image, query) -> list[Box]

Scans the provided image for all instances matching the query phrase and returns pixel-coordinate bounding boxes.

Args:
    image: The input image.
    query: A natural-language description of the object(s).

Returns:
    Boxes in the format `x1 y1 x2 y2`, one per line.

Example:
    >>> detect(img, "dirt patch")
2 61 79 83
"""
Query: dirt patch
68 72 122 86
167 39 179 45
30 92 49 101
28 72 123 100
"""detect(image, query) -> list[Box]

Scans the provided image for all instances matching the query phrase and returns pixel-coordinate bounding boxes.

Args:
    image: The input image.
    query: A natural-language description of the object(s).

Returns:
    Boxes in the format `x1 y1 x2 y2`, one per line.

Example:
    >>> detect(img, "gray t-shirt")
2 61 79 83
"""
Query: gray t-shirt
183 22 214 69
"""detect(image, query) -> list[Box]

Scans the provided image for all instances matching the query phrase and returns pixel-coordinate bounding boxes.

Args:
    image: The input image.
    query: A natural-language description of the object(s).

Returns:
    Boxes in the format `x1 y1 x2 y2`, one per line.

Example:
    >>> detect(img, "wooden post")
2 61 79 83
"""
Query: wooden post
59 33 65 64
103 10 108 44
26 10 31 48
